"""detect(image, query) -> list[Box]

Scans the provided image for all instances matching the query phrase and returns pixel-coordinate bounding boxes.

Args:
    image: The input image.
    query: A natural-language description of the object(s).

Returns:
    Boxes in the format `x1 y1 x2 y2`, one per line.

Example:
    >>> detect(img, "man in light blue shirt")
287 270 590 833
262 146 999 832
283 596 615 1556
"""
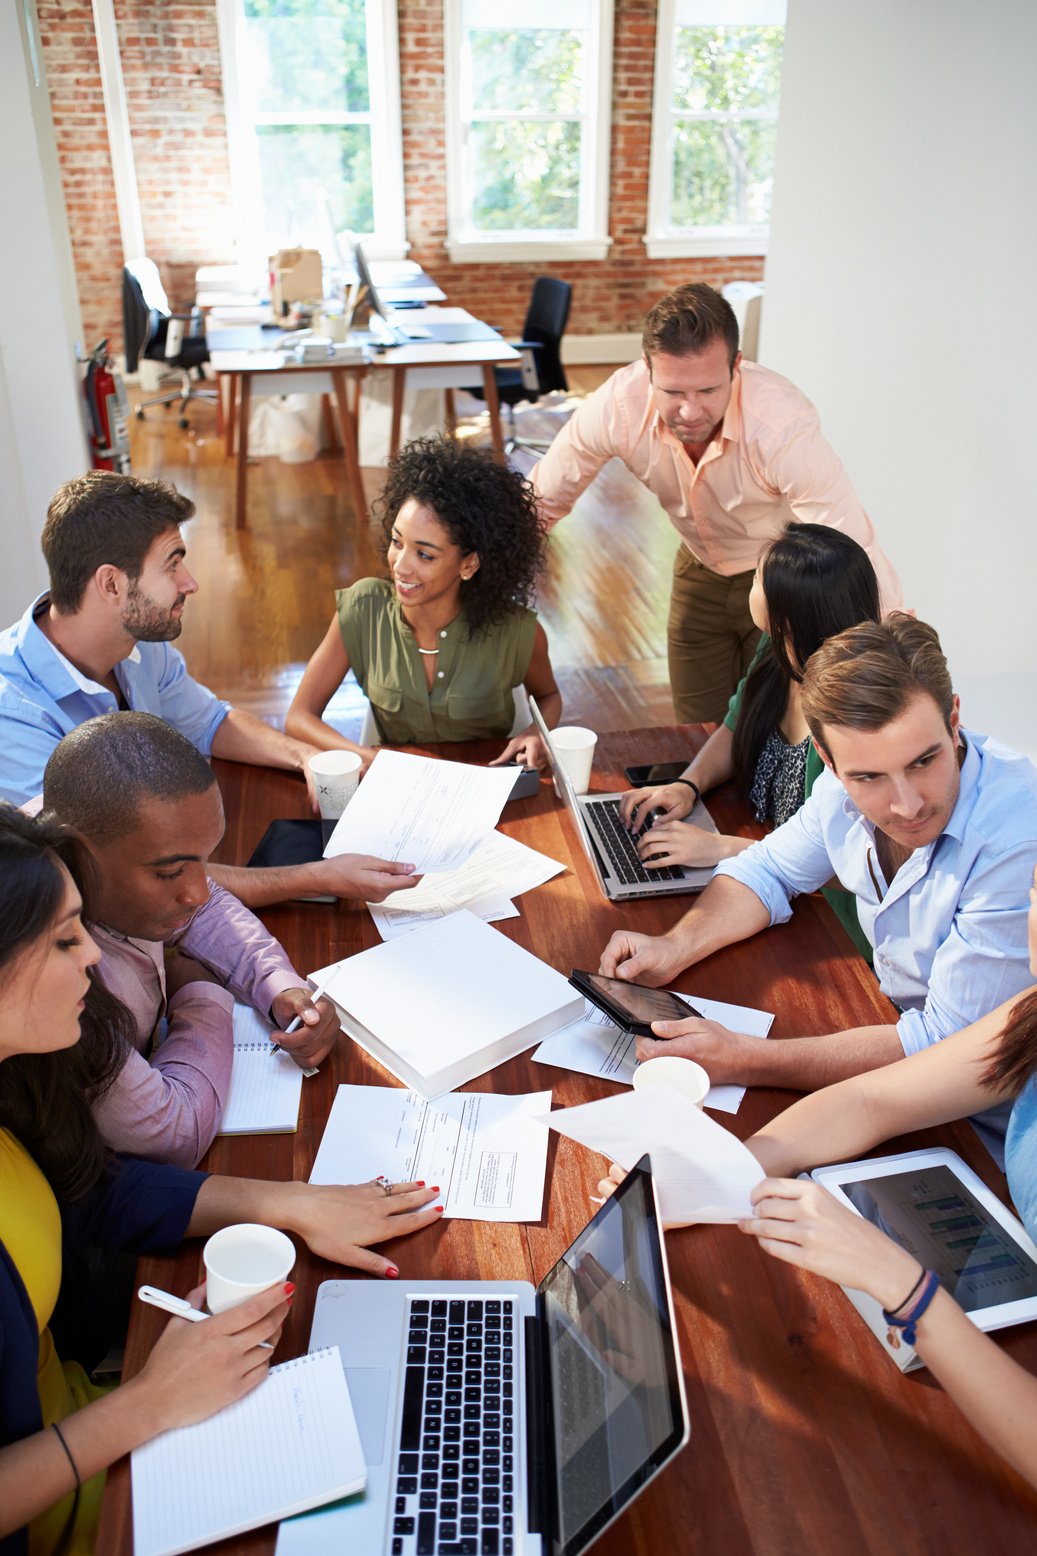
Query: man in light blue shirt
0 471 420 910
600 617 1037 1103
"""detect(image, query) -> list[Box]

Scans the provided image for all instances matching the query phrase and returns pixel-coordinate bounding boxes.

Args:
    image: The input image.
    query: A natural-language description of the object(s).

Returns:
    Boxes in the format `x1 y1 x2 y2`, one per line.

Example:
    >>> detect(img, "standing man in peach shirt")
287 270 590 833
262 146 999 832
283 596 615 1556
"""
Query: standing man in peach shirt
532 283 902 722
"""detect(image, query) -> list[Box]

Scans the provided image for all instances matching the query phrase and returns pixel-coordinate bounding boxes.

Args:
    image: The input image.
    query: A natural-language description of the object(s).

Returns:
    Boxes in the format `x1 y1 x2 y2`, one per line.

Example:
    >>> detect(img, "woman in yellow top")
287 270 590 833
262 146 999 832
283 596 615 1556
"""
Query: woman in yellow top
286 436 562 769
0 805 440 1555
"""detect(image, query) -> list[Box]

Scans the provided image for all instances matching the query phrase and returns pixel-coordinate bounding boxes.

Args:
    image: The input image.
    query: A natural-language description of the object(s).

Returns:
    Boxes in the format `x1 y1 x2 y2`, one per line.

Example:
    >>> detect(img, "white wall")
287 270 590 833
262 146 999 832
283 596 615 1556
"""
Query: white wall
0 1 90 622
761 0 1037 745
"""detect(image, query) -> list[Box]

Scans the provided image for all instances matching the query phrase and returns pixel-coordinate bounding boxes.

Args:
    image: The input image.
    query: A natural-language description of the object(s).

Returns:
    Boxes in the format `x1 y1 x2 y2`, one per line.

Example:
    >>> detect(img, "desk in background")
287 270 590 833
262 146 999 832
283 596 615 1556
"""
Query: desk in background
97 727 1037 1554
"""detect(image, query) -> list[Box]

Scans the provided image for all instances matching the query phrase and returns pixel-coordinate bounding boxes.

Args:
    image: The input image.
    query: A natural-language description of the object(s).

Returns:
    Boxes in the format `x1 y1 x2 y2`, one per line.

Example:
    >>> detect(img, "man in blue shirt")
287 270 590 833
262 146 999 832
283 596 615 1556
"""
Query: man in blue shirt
600 616 1037 1099
0 471 418 909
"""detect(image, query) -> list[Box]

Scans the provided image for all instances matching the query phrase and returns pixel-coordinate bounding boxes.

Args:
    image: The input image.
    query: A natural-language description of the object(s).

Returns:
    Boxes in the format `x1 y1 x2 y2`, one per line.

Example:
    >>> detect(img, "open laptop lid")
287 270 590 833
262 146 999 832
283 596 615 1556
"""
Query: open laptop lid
530 1155 689 1556
529 697 610 894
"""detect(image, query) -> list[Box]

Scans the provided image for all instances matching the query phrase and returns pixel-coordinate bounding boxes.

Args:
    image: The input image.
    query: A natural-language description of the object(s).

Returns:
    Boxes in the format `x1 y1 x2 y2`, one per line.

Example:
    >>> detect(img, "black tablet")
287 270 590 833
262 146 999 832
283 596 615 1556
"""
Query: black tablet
569 969 701 1037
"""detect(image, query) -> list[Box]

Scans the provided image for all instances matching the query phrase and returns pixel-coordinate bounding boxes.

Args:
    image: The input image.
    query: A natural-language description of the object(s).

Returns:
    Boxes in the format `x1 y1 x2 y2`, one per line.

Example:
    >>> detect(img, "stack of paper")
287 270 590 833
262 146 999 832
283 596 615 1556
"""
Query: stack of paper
532 993 774 1114
542 1087 764 1226
218 1004 304 1136
369 831 564 941
311 910 582 1097
310 1084 552 1221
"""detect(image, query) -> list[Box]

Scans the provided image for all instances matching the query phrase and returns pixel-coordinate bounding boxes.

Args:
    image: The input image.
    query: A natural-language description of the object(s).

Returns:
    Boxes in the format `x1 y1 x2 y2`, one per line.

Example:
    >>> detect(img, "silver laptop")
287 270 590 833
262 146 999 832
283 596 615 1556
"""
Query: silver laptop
530 699 717 901
276 1158 688 1556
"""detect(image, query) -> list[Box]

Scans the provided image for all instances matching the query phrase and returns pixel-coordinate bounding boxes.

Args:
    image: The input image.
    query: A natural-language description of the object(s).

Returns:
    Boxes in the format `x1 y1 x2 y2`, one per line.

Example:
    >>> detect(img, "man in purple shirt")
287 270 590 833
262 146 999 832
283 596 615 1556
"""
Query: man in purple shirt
0 470 418 909
43 713 340 1169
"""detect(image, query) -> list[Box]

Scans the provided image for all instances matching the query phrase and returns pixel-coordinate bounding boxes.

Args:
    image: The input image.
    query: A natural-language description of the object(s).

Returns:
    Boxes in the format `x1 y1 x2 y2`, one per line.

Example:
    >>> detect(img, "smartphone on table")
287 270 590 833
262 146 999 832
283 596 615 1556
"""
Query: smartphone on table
624 761 692 788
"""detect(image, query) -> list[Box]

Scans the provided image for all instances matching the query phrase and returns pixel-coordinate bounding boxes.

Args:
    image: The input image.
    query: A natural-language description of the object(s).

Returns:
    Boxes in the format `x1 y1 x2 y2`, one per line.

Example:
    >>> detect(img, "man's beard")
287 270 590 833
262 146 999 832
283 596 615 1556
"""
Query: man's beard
122 581 183 641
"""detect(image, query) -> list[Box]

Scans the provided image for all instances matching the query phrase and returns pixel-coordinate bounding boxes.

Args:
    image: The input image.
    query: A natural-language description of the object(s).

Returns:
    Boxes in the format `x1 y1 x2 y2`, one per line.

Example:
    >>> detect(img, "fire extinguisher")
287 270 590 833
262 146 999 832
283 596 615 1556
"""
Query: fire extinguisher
83 339 132 473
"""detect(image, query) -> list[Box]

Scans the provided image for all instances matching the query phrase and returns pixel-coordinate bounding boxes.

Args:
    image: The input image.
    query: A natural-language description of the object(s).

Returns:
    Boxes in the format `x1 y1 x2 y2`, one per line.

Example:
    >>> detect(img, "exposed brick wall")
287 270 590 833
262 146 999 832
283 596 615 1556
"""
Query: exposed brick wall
40 0 764 356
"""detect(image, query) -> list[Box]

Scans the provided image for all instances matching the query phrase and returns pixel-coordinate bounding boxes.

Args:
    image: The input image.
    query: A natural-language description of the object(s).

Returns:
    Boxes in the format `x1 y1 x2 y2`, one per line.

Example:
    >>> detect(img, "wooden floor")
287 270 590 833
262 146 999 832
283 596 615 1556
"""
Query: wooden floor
127 367 680 740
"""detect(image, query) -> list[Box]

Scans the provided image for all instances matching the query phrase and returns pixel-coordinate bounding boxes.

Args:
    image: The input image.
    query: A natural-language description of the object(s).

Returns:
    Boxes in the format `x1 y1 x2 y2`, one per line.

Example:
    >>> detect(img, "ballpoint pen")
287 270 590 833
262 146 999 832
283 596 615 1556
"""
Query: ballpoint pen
270 972 335 1077
137 1286 274 1348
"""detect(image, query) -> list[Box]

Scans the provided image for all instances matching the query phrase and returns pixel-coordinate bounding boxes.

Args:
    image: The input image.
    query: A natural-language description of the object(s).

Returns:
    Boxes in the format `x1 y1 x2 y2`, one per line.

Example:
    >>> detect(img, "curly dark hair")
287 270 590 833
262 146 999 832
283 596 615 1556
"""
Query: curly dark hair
373 436 547 635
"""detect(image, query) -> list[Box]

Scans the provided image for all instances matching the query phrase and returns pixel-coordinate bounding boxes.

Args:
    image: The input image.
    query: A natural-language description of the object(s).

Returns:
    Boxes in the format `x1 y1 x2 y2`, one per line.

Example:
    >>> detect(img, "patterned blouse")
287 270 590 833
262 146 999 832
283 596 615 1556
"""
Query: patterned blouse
748 728 811 827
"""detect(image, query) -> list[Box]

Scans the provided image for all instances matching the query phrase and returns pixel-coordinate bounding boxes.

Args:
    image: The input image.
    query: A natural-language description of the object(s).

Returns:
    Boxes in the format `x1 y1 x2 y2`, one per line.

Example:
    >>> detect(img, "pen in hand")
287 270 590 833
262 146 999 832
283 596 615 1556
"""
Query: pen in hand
271 972 335 1076
137 1286 274 1349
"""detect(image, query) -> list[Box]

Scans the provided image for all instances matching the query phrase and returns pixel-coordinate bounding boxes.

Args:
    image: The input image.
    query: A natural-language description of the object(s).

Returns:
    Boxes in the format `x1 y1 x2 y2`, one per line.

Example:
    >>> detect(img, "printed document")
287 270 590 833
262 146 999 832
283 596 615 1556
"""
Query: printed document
542 1086 763 1225
377 831 565 913
323 750 517 872
369 891 517 942
531 994 774 1114
310 1084 552 1221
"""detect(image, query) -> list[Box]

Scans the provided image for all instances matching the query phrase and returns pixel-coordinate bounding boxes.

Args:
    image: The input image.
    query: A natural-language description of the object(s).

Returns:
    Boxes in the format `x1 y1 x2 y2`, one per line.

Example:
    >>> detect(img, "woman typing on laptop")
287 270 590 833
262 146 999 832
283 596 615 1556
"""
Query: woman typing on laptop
285 436 562 770
0 806 440 1554
619 524 880 955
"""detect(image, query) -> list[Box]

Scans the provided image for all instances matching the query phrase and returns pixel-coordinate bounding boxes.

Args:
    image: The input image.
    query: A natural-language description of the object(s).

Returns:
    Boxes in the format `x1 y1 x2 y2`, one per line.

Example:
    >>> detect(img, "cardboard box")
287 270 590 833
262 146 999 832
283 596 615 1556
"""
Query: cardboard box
269 247 323 314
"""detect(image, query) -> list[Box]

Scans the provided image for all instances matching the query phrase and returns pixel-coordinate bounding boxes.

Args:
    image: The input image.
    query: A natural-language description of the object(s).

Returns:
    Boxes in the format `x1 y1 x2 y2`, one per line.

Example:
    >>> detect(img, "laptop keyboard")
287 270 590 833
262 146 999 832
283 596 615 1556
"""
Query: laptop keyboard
391 1297 517 1556
586 799 685 884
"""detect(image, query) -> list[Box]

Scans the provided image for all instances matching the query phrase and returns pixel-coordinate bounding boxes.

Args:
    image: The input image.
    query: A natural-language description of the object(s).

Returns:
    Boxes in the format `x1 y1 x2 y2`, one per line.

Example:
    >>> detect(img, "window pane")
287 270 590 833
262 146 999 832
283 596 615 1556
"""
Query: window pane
672 25 783 115
257 123 373 243
468 120 581 230
469 30 583 114
243 0 369 116
670 117 777 228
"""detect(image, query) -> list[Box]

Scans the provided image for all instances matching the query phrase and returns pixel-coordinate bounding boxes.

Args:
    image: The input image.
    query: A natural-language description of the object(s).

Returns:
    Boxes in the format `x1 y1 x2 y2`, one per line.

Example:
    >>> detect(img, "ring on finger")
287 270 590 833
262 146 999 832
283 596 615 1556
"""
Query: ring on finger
375 1175 394 1197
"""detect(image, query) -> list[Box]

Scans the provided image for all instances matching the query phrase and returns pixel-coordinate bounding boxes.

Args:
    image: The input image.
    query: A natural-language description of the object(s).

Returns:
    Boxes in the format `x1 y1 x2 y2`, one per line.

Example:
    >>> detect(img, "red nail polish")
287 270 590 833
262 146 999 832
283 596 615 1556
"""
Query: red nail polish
385 1266 400 1279
435 1206 445 1214
416 1181 426 1187
284 1282 296 1296
431 1185 441 1193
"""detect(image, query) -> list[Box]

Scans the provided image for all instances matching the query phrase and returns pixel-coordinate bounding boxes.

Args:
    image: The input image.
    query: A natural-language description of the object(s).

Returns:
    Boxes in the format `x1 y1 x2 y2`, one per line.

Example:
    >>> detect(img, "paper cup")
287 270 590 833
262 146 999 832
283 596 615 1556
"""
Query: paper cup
308 749 363 820
550 726 598 796
632 1055 711 1108
203 1224 296 1315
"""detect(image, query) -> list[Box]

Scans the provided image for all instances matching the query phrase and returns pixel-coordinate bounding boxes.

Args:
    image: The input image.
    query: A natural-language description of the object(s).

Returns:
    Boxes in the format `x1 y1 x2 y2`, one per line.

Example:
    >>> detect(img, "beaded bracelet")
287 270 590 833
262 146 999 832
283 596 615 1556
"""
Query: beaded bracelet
883 1268 941 1347
673 778 701 803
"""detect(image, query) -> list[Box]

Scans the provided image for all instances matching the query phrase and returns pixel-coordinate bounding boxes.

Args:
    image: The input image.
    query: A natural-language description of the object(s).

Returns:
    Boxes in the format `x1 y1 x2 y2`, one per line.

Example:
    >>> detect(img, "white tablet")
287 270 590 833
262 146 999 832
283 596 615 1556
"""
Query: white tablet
809 1147 1037 1372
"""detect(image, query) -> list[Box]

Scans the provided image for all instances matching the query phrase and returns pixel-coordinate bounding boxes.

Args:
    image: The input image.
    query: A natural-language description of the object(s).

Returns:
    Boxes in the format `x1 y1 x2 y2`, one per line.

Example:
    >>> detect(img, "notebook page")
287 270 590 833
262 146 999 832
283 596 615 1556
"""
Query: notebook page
218 1004 303 1134
131 1346 365 1556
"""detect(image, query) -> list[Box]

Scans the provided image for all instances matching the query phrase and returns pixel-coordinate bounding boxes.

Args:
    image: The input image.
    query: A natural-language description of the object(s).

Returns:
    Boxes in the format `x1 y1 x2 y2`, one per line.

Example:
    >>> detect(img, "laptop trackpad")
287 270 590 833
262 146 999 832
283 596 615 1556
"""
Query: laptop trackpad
344 1368 392 1467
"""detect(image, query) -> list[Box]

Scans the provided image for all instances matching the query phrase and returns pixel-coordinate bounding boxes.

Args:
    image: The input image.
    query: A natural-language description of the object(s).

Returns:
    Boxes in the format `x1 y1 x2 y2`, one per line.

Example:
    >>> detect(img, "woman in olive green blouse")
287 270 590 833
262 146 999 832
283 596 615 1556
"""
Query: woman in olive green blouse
286 437 562 767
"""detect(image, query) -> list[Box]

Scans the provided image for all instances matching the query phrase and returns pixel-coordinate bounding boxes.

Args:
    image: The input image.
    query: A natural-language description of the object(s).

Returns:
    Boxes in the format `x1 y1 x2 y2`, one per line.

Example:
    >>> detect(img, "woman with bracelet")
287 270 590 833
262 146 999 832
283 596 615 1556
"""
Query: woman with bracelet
0 805 440 1554
285 436 562 771
597 862 1037 1491
618 524 879 954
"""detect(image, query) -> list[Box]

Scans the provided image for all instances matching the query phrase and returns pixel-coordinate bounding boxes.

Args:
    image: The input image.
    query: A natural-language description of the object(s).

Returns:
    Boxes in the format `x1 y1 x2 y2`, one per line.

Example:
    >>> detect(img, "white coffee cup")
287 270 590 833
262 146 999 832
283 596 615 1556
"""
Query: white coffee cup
632 1055 711 1107
203 1224 296 1315
308 749 363 820
550 726 598 796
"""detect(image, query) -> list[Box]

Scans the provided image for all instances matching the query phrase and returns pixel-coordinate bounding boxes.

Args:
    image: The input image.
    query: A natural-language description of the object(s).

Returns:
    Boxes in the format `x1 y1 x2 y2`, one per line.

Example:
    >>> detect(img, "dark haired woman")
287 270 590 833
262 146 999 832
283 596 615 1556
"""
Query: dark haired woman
0 806 438 1554
596 864 1037 1490
286 436 562 769
619 523 880 955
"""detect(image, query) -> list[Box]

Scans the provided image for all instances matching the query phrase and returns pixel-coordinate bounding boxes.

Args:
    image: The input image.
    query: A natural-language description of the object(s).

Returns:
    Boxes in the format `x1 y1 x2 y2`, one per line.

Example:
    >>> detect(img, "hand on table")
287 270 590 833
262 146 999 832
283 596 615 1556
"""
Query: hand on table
132 1281 290 1434
271 987 341 1068
598 930 688 987
739 1178 921 1309
489 730 548 771
307 853 422 903
288 1179 443 1278
619 782 695 833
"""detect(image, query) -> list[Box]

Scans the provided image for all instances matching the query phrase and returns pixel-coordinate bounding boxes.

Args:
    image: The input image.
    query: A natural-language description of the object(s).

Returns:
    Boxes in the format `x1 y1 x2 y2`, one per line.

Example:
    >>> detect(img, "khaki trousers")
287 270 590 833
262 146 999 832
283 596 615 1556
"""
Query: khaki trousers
667 546 761 723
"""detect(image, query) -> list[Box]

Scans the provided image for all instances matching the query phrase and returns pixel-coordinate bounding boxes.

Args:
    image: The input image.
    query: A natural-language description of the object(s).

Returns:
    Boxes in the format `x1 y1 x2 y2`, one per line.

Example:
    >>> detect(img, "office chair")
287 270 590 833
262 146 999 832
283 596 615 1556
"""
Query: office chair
468 277 572 453
122 258 216 428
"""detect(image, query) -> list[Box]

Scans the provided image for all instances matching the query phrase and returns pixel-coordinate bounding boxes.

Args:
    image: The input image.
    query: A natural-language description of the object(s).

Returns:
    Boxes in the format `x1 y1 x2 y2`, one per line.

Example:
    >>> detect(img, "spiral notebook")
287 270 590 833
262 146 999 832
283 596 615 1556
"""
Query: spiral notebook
217 1004 304 1135
131 1345 365 1556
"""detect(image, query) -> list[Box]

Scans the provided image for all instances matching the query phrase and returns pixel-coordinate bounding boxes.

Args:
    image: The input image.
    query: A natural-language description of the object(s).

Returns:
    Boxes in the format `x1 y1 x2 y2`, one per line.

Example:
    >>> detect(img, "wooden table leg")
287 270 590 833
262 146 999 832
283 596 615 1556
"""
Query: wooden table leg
390 368 406 456
331 367 368 523
321 393 338 452
482 365 505 463
223 374 237 457
235 373 251 530
444 388 457 440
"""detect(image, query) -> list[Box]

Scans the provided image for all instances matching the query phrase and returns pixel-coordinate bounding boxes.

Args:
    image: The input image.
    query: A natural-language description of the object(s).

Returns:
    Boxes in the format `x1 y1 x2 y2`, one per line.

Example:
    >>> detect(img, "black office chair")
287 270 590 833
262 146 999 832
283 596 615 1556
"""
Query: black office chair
122 258 216 428
469 276 572 452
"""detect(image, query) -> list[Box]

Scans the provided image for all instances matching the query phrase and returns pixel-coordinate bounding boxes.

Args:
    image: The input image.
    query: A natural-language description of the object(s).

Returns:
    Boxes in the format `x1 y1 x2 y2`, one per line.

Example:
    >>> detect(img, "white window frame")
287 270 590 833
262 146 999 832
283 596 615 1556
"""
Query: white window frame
644 0 784 259
216 0 407 265
443 0 614 263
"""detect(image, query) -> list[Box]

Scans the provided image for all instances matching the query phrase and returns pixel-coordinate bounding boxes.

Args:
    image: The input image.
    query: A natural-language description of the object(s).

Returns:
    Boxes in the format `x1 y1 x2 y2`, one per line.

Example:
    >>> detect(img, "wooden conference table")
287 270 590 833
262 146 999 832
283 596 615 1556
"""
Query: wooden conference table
98 727 1037 1554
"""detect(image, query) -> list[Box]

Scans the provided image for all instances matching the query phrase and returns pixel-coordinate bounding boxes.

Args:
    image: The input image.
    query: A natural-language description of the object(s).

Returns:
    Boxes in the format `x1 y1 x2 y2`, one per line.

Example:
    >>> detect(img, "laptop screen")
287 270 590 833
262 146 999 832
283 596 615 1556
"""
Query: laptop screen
536 1157 688 1556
